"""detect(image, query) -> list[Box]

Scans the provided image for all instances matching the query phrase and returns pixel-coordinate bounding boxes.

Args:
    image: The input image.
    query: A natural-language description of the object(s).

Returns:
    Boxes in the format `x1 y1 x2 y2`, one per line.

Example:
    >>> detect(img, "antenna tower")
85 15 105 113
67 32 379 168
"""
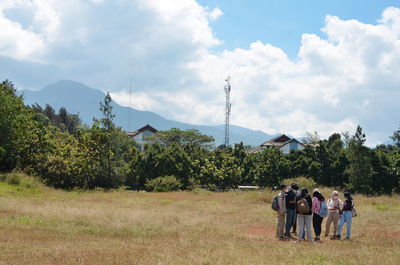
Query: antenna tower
224 77 231 147
129 80 132 131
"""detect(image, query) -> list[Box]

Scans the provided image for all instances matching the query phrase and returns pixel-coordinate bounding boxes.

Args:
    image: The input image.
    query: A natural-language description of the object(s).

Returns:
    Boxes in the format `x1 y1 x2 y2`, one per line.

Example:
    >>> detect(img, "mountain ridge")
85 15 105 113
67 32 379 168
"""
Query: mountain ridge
21 80 277 146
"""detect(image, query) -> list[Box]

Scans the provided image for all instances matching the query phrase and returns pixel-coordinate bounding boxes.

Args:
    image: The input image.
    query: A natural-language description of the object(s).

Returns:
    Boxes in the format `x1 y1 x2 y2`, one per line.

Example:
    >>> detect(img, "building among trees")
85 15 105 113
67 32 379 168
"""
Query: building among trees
126 124 158 148
249 134 305 154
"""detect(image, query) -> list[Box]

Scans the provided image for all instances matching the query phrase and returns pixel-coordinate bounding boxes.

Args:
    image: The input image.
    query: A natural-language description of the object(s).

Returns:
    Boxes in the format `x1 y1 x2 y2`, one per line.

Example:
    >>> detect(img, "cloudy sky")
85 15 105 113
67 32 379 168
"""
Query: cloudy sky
1 0 399 145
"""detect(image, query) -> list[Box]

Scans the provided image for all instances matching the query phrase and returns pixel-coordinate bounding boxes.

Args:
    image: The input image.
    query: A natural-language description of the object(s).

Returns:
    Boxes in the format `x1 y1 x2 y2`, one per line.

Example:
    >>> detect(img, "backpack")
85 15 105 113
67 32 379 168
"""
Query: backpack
297 198 310 215
318 201 328 217
271 196 280 211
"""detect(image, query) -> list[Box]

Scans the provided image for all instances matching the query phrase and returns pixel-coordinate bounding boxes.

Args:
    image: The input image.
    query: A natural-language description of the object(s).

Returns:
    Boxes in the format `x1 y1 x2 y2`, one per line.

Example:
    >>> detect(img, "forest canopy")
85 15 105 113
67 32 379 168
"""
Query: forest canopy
1 80 399 194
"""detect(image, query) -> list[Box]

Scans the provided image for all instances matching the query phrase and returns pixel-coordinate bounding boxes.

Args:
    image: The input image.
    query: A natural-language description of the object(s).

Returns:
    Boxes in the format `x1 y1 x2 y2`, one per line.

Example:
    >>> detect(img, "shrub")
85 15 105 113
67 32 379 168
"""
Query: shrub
0 172 42 189
283 176 317 190
145 176 182 192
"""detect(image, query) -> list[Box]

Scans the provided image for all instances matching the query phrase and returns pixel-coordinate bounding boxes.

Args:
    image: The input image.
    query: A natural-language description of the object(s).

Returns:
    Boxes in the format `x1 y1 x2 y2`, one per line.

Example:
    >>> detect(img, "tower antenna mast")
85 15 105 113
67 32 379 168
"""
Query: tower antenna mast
129 80 132 131
224 77 231 147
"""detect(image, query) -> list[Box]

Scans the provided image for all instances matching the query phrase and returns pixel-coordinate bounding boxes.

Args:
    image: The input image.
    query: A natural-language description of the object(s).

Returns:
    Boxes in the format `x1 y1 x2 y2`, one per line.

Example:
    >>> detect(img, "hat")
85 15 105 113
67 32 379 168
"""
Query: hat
332 191 339 198
313 188 320 194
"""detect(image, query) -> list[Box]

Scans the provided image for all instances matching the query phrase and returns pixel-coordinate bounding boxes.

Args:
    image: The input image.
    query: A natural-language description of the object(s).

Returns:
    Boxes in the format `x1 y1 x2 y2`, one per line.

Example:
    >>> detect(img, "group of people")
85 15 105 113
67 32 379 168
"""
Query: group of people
273 183 355 242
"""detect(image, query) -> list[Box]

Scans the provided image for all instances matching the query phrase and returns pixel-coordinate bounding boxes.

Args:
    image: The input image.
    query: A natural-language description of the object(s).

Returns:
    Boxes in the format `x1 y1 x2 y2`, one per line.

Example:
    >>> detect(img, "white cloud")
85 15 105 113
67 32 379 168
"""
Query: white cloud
0 1 399 145
208 7 223 21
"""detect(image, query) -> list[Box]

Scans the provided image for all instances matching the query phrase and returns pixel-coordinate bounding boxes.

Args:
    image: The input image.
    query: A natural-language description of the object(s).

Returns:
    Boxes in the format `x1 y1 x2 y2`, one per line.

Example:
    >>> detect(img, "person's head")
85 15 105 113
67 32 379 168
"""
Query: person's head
312 188 320 197
300 188 308 198
332 191 339 199
344 192 351 199
280 184 287 192
291 184 299 191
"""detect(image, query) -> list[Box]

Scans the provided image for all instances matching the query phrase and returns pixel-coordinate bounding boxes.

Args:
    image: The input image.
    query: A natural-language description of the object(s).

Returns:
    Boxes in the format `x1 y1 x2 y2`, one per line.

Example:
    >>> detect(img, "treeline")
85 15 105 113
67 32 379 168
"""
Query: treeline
1 80 399 194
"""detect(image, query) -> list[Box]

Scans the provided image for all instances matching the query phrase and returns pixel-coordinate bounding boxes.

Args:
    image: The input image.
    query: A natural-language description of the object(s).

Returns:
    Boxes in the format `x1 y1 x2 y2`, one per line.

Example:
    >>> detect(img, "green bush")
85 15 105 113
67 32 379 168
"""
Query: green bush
0 172 42 189
283 176 317 190
145 176 182 192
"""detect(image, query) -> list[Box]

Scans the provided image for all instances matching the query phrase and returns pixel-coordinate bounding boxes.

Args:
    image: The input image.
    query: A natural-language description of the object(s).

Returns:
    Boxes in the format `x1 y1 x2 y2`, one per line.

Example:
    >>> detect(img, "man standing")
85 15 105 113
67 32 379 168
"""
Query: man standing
276 184 287 240
291 184 299 235
284 184 296 239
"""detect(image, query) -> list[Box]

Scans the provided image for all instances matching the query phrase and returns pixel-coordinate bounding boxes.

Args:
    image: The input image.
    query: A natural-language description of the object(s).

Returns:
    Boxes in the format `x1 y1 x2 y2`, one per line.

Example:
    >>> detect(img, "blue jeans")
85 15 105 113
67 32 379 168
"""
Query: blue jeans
285 209 296 236
298 214 312 241
338 211 352 238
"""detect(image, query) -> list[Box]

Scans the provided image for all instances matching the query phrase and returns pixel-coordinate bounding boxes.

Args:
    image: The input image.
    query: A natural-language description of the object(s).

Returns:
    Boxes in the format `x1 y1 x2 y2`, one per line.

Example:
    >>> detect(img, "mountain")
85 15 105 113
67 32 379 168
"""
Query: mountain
21 80 277 146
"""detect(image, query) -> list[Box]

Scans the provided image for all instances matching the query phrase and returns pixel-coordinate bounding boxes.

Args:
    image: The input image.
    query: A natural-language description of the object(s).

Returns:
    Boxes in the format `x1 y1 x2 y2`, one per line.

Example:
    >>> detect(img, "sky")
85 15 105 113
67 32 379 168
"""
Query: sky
0 0 400 145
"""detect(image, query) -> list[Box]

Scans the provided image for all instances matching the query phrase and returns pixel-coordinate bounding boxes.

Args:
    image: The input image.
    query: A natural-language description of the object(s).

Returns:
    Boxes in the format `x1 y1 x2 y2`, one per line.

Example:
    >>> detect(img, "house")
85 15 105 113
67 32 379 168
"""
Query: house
126 124 158 148
248 134 305 154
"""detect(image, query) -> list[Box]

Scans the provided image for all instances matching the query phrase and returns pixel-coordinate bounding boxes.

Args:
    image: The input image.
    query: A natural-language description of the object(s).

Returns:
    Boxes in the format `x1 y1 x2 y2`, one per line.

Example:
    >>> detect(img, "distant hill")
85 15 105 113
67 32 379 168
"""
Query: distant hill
21 80 277 146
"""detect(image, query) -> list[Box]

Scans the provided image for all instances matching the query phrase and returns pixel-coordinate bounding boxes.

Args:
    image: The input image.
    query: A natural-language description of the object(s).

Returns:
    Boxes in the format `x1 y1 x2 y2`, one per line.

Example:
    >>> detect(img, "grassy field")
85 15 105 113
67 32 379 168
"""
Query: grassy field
0 174 399 265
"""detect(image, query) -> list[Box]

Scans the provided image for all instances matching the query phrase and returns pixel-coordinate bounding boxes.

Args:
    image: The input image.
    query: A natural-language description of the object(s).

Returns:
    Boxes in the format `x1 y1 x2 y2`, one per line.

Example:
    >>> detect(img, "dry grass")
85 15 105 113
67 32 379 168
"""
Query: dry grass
0 176 399 265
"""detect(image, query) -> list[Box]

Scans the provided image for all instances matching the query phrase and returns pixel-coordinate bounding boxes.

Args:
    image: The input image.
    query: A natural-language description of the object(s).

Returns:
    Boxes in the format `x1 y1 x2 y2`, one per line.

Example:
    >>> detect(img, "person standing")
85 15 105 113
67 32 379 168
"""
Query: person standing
284 185 296 239
311 188 325 241
295 188 313 242
338 192 354 240
325 191 343 239
276 184 287 240
290 184 299 235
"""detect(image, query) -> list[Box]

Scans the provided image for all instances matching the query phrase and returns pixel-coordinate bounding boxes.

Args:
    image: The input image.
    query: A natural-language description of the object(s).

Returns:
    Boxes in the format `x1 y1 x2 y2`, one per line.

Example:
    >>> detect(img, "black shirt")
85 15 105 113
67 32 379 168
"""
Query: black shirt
285 190 296 209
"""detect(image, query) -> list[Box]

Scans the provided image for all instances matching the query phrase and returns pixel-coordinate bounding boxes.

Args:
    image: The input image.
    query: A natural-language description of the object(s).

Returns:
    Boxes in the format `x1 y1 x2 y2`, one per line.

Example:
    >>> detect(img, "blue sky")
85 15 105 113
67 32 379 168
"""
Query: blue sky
0 0 399 145
200 0 400 57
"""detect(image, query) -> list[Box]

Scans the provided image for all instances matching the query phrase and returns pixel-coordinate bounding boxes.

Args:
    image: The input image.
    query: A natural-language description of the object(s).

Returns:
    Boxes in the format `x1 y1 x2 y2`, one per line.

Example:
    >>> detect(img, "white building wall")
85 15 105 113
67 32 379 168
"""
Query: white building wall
133 133 144 146
132 130 156 147
280 144 291 154
280 141 305 154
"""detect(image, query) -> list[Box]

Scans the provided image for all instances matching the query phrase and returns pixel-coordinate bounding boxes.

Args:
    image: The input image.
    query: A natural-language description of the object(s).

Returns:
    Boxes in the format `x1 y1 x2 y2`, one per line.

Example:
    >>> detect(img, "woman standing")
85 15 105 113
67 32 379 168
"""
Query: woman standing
325 191 343 239
295 188 313 242
311 188 325 241
338 192 354 240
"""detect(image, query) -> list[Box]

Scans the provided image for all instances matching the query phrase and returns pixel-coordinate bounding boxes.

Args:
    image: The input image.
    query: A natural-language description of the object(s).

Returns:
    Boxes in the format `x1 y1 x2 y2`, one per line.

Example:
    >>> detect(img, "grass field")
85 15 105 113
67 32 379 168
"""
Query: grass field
0 174 399 265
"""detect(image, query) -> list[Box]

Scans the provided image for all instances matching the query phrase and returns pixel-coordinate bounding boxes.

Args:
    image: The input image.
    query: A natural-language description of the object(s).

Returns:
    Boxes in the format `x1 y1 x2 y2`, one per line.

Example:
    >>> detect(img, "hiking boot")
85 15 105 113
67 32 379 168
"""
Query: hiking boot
314 237 320 242
292 231 297 236
336 235 341 240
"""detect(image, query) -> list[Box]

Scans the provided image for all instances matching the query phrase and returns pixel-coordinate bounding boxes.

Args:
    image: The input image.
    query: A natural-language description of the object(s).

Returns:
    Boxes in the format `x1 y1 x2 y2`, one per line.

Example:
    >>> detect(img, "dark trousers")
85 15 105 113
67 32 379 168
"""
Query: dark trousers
313 213 324 237
285 209 296 236
292 211 297 232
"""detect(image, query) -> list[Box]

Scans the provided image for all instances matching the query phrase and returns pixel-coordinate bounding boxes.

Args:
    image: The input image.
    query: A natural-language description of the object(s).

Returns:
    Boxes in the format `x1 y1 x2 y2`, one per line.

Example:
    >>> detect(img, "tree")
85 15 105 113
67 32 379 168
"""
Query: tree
341 131 351 149
346 125 373 194
0 80 50 172
390 127 400 148
388 151 400 193
30 104 82 134
303 131 320 144
148 128 214 149
250 148 290 188
100 92 115 131
138 142 195 190
85 93 134 188
197 149 244 190
370 150 397 194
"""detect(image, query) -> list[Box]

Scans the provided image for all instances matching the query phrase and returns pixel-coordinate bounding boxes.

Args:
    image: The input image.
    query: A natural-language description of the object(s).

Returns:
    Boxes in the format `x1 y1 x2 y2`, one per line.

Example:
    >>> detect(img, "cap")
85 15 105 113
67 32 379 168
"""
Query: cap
313 188 320 194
